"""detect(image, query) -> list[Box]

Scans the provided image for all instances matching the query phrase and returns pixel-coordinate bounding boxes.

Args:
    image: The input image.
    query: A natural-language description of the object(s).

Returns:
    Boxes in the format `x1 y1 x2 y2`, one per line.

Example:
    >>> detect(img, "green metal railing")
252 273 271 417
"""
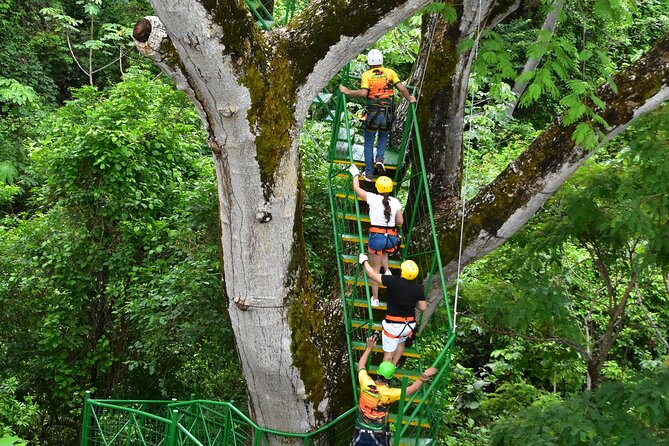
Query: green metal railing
81 392 357 446
244 0 297 30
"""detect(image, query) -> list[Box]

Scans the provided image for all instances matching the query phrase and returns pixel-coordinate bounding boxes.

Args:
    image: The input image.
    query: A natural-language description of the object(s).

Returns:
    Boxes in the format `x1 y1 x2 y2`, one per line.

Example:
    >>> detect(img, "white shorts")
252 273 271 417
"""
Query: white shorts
381 320 416 352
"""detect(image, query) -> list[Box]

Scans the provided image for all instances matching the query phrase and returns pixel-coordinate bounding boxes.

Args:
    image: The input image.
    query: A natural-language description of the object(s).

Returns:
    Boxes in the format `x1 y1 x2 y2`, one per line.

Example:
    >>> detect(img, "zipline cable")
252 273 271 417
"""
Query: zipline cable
453 0 485 333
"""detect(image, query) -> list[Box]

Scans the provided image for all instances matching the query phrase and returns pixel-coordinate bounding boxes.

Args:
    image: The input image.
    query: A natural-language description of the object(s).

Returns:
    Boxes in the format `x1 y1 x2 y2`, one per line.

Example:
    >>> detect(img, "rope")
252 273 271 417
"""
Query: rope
452 0 485 333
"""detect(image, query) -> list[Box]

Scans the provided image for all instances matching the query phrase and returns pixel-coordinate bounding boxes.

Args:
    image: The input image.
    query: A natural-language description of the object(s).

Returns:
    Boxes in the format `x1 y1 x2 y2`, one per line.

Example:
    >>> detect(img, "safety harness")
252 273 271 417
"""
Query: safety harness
368 225 399 256
382 315 415 339
362 68 396 132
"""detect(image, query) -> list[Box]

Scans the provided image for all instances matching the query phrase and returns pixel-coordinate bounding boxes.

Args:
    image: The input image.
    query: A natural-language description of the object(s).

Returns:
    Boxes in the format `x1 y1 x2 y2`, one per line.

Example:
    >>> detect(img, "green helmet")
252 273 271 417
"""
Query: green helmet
377 361 396 380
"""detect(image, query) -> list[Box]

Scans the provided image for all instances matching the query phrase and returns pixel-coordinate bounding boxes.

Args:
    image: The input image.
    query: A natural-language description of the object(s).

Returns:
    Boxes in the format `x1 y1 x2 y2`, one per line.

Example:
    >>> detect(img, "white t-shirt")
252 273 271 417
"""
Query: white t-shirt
366 193 401 227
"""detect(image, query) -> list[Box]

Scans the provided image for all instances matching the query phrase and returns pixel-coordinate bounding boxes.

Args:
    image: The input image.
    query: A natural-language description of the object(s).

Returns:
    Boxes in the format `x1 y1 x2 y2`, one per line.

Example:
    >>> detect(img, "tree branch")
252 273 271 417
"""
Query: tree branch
459 312 590 357
506 0 565 117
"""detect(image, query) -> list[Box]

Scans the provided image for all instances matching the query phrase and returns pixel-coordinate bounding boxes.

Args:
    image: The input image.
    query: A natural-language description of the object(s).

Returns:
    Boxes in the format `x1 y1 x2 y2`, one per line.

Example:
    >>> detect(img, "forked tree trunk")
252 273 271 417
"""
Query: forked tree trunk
133 0 431 437
133 0 669 435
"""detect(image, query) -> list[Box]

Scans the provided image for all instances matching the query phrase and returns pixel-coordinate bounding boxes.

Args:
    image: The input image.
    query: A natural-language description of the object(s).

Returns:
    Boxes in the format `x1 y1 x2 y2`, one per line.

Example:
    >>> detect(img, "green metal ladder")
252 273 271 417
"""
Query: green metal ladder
244 0 296 30
327 73 456 445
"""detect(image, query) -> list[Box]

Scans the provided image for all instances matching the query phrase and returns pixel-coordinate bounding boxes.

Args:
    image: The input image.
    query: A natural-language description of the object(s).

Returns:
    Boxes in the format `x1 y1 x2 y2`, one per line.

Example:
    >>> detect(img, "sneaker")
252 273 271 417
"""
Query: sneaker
374 160 386 175
370 297 380 307
361 172 374 182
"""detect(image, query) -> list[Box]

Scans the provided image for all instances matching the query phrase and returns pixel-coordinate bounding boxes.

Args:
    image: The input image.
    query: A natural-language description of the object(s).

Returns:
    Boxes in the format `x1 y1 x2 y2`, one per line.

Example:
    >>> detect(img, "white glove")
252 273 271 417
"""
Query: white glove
348 164 361 177
358 253 368 265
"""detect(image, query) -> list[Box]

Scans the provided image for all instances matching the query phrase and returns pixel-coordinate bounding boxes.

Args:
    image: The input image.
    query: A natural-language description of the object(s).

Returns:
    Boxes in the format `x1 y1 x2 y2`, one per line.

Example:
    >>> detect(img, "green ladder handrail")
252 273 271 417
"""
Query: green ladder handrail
328 78 456 445
245 0 298 30
81 391 359 446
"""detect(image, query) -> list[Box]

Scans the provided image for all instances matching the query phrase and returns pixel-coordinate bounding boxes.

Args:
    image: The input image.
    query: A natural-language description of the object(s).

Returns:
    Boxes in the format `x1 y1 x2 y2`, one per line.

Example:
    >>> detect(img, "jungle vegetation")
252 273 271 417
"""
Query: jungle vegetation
0 0 667 444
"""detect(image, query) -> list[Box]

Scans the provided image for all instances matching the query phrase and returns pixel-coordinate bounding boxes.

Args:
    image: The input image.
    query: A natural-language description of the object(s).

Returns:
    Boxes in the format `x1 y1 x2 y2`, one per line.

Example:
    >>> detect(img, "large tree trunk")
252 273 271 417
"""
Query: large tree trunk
134 0 431 436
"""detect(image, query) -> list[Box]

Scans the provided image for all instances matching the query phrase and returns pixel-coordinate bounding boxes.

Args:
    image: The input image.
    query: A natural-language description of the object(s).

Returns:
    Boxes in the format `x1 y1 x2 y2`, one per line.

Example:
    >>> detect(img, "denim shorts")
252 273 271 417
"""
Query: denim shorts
367 233 398 254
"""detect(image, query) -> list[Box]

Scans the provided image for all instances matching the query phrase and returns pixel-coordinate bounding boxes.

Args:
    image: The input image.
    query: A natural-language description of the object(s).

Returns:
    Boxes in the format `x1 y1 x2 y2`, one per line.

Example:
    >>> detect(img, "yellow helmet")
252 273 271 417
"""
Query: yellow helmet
375 176 393 194
400 260 419 280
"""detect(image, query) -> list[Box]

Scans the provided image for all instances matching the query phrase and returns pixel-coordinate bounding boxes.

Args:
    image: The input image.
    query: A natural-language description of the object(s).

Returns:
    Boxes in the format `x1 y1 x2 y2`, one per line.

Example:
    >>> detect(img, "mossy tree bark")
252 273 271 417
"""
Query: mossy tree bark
133 0 431 438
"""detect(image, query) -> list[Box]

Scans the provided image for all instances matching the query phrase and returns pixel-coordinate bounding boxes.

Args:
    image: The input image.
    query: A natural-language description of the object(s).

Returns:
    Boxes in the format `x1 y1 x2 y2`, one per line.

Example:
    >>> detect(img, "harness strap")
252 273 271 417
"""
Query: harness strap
385 315 415 323
369 226 398 236
382 327 413 339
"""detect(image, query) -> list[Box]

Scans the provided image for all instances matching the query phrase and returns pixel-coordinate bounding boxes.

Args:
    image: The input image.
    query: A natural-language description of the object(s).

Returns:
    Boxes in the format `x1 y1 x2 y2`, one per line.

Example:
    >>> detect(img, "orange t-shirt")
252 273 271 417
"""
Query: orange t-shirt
360 67 401 106
355 369 402 429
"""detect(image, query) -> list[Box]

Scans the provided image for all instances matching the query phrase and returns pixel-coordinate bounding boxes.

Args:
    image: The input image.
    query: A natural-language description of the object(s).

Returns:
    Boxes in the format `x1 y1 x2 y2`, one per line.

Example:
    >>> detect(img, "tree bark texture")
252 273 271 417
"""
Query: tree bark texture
405 0 520 212
422 32 669 323
134 0 431 436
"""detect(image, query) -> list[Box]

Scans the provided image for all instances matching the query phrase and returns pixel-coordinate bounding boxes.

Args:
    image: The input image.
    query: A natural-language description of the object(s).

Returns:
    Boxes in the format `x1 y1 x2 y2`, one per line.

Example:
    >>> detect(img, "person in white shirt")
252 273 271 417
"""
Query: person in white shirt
349 164 404 306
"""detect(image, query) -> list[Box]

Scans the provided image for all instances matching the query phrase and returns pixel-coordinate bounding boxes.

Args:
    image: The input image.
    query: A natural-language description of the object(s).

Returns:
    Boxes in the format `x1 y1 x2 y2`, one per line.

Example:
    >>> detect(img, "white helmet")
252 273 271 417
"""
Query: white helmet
367 49 383 66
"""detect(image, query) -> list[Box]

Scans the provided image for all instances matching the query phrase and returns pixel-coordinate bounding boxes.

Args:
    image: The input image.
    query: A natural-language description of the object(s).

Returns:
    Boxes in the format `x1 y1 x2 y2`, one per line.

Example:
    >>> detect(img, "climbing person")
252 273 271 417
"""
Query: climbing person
339 49 416 181
359 254 426 366
348 164 403 307
351 335 438 446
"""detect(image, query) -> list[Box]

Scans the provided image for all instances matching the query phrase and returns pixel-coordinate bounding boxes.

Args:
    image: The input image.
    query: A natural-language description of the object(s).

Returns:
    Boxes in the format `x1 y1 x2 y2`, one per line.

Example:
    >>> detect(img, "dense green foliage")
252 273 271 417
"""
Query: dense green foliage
0 0 667 444
0 69 242 443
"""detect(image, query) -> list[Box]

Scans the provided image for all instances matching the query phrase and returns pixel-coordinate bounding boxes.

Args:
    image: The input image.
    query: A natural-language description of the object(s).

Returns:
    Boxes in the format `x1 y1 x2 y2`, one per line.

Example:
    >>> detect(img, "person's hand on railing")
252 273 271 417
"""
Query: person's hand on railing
348 164 360 177
420 367 438 382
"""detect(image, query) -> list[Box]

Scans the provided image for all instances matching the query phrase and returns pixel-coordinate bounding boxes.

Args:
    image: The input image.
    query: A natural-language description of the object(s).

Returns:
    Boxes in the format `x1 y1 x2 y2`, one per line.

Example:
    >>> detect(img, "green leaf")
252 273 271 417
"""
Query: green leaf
590 94 606 111
563 103 588 125
0 437 27 446
572 122 598 150
0 161 18 184
83 3 101 16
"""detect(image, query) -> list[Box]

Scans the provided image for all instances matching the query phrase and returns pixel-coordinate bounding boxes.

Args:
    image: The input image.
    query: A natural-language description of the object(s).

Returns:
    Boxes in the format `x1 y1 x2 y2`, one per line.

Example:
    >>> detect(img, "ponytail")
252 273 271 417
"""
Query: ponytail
383 194 391 223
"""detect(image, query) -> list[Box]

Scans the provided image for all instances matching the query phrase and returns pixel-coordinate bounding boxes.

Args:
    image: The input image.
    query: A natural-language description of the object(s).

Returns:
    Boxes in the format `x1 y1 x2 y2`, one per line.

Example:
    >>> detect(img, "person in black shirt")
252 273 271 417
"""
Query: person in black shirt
359 253 426 365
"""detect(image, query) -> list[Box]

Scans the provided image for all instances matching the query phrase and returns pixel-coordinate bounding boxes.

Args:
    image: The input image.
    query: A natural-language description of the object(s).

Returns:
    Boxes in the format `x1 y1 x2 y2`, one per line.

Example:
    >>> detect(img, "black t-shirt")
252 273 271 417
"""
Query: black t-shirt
381 274 425 317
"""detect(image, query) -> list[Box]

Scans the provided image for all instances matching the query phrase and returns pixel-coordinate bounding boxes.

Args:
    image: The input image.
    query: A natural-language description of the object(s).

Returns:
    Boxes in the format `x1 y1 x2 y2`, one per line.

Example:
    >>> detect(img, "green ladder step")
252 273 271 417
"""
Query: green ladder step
388 413 431 429
332 159 398 171
337 211 370 222
342 232 368 242
346 297 387 310
344 275 386 288
351 341 420 358
341 254 400 268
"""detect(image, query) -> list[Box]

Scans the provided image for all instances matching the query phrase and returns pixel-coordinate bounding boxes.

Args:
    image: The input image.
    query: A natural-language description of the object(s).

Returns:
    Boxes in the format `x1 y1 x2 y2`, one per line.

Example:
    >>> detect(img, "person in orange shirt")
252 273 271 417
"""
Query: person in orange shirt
351 335 437 445
339 49 416 181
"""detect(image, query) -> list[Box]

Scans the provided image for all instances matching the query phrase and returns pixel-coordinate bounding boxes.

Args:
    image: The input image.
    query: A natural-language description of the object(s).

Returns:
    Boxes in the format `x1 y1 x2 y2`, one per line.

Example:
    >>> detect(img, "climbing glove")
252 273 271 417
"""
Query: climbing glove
358 253 368 265
348 164 361 177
